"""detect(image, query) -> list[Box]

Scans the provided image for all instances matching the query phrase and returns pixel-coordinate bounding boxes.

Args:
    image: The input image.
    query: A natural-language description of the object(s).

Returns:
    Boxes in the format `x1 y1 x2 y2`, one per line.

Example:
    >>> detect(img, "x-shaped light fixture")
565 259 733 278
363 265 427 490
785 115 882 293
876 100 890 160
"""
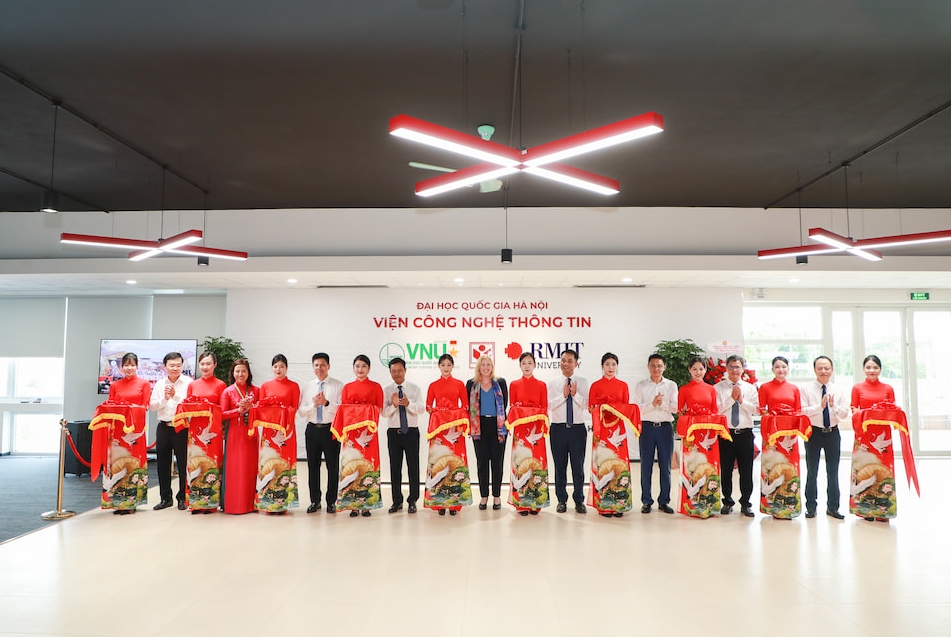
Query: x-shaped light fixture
758 227 951 262
61 229 248 261
389 112 664 197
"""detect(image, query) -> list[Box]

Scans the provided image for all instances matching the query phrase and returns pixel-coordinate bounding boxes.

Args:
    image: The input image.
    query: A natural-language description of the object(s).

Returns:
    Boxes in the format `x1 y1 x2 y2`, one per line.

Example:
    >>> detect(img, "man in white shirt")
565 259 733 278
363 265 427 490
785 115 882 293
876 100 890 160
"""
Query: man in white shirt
149 351 192 511
298 352 344 514
382 357 425 514
547 349 589 514
800 355 849 519
714 355 760 517
633 354 679 514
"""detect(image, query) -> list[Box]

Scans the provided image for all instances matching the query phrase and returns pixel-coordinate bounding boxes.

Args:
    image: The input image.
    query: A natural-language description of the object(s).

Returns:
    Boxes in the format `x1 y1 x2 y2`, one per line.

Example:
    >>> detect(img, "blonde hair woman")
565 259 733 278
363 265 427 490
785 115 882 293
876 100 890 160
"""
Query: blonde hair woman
466 355 508 510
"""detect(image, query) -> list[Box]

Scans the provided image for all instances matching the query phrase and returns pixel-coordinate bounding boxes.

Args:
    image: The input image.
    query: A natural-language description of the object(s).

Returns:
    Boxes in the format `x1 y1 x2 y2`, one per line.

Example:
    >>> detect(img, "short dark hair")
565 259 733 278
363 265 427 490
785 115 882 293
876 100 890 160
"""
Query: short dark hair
648 353 666 364
312 352 330 364
271 353 288 366
601 352 618 366
163 351 184 365
561 349 578 361
388 357 406 369
726 354 746 367
228 358 253 386
813 355 834 369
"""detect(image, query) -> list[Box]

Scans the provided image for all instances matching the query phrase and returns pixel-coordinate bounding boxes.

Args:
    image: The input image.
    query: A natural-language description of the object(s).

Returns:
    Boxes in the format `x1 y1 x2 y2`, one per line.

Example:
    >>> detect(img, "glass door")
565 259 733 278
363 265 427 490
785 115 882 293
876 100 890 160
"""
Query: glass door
910 310 951 454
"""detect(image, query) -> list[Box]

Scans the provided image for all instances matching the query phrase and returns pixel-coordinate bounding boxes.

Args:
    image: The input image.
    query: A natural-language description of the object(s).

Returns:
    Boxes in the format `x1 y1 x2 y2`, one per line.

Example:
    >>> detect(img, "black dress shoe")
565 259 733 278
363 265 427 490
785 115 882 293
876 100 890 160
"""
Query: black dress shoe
492 502 502 511
326 504 336 514
307 503 320 514
826 509 845 520
349 510 359 517
613 512 623 518
530 510 539 515
153 500 173 511
519 511 529 516
600 512 612 517
408 503 417 514
177 501 187 511
478 502 488 511
805 509 816 518
720 505 732 515
575 503 587 514
438 509 447 516
658 504 674 514
741 506 755 517
641 504 651 514
556 502 567 513
388 503 403 514
361 510 371 517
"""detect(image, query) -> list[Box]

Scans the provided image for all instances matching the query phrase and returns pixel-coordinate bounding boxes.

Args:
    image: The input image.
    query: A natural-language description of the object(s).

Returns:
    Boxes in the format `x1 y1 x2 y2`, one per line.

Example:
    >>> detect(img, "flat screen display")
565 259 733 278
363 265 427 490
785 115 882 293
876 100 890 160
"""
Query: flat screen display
98 338 198 394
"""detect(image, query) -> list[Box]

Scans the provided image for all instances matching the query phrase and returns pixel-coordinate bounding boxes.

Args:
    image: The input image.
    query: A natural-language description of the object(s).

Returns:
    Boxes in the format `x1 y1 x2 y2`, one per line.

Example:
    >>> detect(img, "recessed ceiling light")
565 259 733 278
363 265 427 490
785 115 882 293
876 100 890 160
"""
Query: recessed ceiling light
621 277 633 283
126 280 136 285
287 278 298 284
418 283 424 286
789 278 800 283
498 283 504 286
454 277 464 283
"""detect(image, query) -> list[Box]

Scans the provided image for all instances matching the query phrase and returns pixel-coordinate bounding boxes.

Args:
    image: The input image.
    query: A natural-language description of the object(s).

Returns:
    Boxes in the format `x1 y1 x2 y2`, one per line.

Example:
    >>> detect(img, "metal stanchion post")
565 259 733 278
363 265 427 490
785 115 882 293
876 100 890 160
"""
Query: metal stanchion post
42 418 77 520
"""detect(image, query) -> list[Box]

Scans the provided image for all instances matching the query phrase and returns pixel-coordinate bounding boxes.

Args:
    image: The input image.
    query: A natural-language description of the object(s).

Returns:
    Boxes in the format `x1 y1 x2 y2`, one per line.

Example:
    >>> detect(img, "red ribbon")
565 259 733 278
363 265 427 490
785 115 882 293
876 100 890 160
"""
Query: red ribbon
855 405 919 496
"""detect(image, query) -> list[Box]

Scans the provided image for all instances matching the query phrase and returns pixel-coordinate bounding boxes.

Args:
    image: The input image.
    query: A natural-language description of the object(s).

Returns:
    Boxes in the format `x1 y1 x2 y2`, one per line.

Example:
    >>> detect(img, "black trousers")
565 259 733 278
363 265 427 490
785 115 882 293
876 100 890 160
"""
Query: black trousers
156 422 187 503
305 424 341 507
804 427 841 512
387 427 420 504
719 428 755 508
550 423 587 504
473 416 506 498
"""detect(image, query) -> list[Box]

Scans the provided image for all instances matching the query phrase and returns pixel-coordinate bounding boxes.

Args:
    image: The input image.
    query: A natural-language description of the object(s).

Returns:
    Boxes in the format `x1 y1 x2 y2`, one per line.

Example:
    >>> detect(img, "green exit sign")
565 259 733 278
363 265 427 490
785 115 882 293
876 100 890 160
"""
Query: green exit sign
910 292 930 301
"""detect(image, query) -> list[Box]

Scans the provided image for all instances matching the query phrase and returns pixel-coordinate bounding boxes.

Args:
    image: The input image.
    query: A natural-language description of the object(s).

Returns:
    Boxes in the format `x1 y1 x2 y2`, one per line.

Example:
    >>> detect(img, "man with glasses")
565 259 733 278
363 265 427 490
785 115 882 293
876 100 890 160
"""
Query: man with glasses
800 356 849 519
714 355 759 517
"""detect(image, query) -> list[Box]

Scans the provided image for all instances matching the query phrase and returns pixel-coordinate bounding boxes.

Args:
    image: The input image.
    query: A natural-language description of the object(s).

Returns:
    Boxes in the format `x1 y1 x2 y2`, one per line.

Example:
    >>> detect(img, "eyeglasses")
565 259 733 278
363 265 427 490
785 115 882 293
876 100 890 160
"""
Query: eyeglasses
727 365 744 370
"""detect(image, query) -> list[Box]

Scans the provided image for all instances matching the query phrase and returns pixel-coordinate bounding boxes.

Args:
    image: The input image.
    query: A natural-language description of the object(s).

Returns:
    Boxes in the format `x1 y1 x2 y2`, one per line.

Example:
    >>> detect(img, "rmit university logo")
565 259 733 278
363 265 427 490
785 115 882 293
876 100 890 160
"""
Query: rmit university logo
504 342 585 369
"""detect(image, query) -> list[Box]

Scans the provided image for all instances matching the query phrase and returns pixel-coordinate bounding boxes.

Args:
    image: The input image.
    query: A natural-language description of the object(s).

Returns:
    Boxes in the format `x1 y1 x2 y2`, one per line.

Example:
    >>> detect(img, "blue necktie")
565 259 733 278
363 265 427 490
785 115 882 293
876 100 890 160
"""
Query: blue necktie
398 385 408 433
566 378 574 425
822 384 831 430
316 380 324 423
731 383 740 426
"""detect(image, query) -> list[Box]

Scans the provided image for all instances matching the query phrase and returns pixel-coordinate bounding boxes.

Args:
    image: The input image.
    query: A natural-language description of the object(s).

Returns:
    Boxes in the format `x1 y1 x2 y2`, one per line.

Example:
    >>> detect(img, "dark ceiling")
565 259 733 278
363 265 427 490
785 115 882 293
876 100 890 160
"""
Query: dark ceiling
1 0 950 213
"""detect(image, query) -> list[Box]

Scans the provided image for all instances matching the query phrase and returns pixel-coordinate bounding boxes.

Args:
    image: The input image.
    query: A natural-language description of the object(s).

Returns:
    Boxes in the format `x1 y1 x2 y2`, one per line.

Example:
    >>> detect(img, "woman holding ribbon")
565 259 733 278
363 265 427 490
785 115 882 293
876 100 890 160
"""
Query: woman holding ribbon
175 351 227 513
91 352 151 514
587 353 639 518
332 354 384 518
424 354 471 516
506 352 550 515
758 356 810 519
850 354 918 521
220 358 259 514
677 356 730 518
251 354 300 514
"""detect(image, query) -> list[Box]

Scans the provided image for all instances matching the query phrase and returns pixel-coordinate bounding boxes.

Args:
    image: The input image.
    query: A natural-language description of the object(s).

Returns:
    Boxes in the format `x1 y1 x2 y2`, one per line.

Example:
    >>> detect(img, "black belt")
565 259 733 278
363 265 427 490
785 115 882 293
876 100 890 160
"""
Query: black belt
820 426 838 433
308 422 332 428
729 428 751 434
642 421 672 427
390 427 419 435
552 422 582 429
159 420 172 426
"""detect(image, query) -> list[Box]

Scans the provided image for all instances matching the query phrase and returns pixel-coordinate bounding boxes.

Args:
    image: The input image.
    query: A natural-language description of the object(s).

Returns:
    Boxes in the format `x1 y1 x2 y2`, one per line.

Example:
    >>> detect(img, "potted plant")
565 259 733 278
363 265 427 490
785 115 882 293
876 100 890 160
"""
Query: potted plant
199 336 247 383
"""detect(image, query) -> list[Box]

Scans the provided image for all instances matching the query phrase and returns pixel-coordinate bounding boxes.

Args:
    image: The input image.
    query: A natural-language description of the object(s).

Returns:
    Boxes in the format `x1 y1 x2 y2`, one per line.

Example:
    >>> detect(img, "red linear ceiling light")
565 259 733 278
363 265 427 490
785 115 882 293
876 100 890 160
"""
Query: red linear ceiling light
758 227 951 262
389 112 664 197
60 229 248 261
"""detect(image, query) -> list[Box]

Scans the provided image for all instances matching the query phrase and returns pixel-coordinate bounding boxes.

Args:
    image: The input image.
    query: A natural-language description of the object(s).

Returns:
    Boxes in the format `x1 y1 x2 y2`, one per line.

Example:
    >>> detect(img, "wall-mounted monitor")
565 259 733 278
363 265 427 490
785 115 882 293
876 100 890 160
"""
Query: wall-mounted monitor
98 338 198 395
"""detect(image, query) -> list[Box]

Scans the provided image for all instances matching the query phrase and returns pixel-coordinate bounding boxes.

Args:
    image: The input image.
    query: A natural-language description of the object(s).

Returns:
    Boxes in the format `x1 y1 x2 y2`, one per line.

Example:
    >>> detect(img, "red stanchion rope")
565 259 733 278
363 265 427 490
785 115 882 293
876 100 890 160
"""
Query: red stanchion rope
65 430 92 467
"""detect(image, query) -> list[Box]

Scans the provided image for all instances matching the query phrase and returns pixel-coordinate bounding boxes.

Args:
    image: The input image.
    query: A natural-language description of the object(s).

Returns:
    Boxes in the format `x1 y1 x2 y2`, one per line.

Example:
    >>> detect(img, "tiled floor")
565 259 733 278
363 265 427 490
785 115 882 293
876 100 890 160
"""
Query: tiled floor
0 458 946 637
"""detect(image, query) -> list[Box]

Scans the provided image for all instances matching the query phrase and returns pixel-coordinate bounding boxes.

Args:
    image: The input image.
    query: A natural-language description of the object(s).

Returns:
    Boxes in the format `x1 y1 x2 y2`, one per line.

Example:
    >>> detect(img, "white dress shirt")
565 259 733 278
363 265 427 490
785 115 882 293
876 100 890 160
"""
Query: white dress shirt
381 381 425 429
633 377 678 422
297 376 344 425
714 379 759 430
150 375 192 422
547 374 589 424
800 380 850 430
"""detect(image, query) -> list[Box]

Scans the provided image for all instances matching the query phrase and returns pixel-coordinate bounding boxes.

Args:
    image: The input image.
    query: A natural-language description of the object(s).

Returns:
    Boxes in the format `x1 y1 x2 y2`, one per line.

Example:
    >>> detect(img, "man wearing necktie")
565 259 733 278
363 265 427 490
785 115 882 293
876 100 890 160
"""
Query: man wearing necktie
800 356 849 519
714 355 759 516
383 357 424 514
547 349 590 514
298 353 344 514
